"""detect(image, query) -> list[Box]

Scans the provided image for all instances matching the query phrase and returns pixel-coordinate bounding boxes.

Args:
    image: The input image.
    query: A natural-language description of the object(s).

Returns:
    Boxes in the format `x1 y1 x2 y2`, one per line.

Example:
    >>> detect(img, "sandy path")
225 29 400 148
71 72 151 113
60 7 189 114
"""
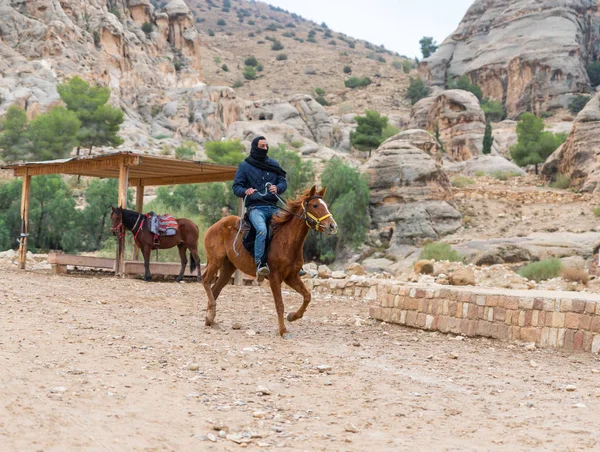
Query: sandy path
1 266 600 451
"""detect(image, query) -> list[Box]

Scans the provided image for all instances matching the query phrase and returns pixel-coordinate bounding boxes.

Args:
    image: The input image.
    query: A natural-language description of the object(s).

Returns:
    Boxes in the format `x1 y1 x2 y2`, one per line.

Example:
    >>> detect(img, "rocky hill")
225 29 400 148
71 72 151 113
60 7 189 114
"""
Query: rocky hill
420 0 600 118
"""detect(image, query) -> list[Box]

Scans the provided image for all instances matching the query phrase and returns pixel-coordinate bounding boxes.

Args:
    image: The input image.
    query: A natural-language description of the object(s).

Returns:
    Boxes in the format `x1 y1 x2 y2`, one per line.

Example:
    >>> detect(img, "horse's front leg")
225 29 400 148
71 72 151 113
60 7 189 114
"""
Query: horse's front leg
142 246 152 282
268 274 291 338
284 274 312 322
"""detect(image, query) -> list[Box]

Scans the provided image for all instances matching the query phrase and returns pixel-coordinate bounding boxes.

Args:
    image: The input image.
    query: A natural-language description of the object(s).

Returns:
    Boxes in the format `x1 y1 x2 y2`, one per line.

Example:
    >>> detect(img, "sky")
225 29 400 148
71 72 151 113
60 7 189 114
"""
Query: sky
264 0 475 58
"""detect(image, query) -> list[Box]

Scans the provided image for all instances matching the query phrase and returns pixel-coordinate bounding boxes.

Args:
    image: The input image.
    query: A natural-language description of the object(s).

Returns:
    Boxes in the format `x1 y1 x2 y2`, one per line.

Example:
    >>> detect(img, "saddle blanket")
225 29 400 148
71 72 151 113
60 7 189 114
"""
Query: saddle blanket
150 214 178 236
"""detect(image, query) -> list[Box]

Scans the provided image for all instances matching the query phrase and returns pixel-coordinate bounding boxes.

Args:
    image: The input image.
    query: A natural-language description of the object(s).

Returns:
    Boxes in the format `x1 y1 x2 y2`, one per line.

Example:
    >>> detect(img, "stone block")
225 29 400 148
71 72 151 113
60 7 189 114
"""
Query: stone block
504 296 519 310
560 299 573 312
579 314 592 331
585 302 596 314
369 306 382 320
406 311 417 326
533 298 544 310
573 330 584 351
572 300 585 313
493 307 506 322
518 297 534 310
520 327 541 343
592 335 600 354
552 312 566 328
591 316 600 333
565 312 580 329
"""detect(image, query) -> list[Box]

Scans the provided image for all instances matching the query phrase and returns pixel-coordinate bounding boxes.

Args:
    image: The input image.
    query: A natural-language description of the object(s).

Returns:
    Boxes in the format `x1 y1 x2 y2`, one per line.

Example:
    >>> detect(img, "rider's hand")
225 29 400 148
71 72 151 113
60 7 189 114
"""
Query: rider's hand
269 185 278 194
245 188 257 196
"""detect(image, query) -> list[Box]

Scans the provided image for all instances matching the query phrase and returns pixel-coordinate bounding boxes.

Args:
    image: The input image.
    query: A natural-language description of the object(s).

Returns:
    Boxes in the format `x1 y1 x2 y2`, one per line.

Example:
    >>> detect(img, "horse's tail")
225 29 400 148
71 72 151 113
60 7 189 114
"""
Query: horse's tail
189 250 197 274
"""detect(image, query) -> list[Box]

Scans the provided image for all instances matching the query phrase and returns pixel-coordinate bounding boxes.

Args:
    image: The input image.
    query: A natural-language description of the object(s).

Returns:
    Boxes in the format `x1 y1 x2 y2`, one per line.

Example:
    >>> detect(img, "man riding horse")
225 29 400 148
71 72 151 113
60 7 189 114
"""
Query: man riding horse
232 136 287 278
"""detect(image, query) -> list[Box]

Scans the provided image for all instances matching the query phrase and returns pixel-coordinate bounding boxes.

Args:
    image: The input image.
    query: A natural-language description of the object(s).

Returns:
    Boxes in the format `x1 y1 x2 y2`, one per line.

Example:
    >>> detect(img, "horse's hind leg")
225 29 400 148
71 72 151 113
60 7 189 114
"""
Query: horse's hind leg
175 243 187 282
142 247 152 282
284 275 312 322
189 246 202 282
211 259 236 300
202 260 223 326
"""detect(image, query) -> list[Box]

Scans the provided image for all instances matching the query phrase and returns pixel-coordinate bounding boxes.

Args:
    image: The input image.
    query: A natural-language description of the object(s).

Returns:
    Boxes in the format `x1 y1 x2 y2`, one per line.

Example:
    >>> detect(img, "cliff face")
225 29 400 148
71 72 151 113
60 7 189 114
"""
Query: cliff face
0 0 203 133
419 0 600 118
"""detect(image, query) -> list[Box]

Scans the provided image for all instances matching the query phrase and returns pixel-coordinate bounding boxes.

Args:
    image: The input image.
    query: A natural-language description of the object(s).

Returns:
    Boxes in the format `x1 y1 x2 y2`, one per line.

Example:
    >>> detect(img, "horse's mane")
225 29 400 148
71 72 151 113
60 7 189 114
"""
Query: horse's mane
271 190 312 227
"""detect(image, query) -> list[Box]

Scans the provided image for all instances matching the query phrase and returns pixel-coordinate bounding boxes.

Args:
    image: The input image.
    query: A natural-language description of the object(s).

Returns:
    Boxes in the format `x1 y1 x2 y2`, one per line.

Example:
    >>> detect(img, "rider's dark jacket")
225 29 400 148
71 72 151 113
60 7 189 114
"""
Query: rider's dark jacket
232 160 287 209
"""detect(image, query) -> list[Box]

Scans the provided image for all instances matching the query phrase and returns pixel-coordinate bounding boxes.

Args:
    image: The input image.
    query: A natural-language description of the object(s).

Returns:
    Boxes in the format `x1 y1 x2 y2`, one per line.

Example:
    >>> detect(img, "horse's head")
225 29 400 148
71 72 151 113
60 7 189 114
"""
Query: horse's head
301 186 338 236
110 206 124 239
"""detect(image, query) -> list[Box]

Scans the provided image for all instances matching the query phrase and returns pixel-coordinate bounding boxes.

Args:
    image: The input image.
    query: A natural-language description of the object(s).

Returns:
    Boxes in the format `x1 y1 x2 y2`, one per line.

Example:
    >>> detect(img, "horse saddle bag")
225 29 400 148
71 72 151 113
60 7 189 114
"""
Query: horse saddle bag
241 212 273 258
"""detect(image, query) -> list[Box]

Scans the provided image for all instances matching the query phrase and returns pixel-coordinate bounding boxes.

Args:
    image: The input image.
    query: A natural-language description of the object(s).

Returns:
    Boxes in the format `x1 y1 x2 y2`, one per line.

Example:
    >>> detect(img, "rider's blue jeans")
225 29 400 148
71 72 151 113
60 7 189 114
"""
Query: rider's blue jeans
248 205 279 266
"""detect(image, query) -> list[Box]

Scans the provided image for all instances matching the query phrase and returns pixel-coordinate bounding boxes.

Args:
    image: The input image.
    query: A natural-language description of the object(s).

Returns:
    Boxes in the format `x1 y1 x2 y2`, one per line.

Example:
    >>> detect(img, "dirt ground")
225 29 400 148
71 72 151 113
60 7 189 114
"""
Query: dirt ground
2 265 600 451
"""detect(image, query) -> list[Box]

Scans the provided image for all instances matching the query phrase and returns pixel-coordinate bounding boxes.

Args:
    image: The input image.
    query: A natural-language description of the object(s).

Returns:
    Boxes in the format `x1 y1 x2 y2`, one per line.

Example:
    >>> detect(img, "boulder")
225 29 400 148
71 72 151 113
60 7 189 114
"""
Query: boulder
444 155 524 176
346 263 366 276
331 271 346 279
362 137 462 247
383 129 442 162
542 93 600 192
449 268 475 286
419 0 597 118
414 260 434 275
318 265 332 279
409 90 492 161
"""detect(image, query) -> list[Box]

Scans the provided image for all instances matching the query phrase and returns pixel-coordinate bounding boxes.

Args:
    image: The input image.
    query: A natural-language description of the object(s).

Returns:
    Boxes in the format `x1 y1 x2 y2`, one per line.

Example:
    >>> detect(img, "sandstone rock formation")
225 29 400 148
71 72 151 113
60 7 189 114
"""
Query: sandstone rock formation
409 90 490 161
386 129 442 162
362 135 462 247
542 92 600 192
444 155 524 176
420 0 597 118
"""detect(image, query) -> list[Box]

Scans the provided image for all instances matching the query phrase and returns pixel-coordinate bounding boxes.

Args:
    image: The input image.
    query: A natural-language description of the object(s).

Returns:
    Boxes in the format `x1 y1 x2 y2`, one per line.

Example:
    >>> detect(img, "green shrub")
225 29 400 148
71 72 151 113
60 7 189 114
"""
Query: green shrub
214 56 222 64
402 60 413 73
208 29 215 37
392 60 402 70
593 206 600 217
271 40 284 51
344 77 372 89
481 99 505 122
419 242 462 262
451 176 475 188
549 173 571 189
175 144 196 160
205 139 245 165
244 55 258 67
93 30 100 48
217 19 226 26
568 95 591 114
329 39 337 46
221 64 229 72
350 110 389 152
448 75 483 101
315 87 325 96
343 65 352 74
232 80 244 88
315 96 328 106
290 140 304 149
141 22 153 35
256 62 264 72
243 66 257 80
276 53 288 61
519 259 562 282
490 171 520 180
153 133 171 140
405 77 430 104
587 61 600 87
381 124 400 141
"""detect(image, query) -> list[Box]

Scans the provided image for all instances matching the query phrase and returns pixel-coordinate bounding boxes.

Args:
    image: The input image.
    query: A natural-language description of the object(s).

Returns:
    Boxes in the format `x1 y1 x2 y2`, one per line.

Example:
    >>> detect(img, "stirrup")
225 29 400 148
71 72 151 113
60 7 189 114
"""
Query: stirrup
256 263 270 282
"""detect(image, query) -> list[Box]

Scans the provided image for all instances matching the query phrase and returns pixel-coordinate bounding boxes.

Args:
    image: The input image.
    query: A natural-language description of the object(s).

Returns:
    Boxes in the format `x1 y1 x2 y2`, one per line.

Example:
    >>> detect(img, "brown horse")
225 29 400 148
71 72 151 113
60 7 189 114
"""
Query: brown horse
202 186 337 337
110 207 202 282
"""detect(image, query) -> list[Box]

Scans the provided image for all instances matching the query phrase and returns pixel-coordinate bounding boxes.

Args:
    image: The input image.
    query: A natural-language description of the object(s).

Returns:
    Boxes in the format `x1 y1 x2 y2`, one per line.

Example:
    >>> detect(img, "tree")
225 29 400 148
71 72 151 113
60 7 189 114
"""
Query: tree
243 66 257 80
343 65 352 74
0 106 30 162
205 139 245 165
141 22 153 35
405 77 430 105
419 36 438 59
303 158 370 263
57 76 124 154
350 110 389 154
510 113 568 174
79 179 119 250
482 122 493 155
434 122 445 153
269 144 314 198
448 75 483 101
244 56 258 67
28 107 80 160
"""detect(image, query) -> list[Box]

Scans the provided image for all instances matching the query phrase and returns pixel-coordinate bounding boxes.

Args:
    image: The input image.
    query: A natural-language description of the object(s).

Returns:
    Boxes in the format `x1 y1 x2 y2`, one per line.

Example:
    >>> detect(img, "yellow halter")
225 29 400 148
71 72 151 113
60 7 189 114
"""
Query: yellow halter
302 196 332 231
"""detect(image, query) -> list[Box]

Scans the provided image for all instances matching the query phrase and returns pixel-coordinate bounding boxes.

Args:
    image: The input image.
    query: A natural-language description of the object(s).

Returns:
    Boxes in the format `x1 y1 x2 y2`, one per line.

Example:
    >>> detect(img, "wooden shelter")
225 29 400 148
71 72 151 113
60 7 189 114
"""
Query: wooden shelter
2 151 242 279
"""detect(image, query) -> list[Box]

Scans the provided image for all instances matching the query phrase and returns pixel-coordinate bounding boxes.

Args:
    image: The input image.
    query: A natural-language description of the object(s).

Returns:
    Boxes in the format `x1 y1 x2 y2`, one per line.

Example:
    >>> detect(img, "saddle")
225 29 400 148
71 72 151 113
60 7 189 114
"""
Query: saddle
147 212 178 248
241 212 273 258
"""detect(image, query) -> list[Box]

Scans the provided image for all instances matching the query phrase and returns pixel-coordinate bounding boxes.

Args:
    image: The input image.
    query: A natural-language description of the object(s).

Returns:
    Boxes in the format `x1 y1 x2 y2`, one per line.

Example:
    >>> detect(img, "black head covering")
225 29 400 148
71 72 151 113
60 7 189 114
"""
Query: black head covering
250 136 268 162
245 136 286 177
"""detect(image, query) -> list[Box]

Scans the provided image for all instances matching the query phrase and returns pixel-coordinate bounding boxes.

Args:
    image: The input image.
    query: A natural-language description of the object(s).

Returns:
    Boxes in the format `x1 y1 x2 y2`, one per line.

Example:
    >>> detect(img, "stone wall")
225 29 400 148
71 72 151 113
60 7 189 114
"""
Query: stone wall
306 278 600 353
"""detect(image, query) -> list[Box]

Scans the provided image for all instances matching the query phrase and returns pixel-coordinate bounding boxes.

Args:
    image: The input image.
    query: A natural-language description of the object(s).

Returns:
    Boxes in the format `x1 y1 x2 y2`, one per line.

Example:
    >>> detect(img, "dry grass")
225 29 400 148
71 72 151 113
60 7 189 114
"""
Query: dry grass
560 267 589 285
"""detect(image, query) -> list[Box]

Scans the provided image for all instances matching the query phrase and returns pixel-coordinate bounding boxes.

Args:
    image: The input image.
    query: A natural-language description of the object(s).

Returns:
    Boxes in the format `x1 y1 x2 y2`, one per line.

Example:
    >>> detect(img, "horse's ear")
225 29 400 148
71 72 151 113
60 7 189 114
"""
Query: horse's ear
110 206 115 213
309 185 316 197
318 186 327 197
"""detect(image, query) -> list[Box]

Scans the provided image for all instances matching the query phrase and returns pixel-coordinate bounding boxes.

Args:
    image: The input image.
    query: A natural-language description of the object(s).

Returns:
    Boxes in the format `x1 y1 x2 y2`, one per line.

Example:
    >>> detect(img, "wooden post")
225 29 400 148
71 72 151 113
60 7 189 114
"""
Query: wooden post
233 197 244 286
116 159 129 275
18 171 31 270
134 181 144 261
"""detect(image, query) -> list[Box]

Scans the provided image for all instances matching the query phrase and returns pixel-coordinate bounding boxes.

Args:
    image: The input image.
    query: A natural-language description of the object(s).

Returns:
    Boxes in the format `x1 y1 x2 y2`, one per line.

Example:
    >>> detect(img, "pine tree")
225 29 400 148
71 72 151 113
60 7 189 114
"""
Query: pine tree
482 122 493 155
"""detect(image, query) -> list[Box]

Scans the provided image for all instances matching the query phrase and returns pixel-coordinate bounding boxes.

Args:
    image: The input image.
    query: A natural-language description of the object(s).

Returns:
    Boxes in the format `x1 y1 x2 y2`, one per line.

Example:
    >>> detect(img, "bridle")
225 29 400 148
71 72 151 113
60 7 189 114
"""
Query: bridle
302 195 332 232
110 209 144 241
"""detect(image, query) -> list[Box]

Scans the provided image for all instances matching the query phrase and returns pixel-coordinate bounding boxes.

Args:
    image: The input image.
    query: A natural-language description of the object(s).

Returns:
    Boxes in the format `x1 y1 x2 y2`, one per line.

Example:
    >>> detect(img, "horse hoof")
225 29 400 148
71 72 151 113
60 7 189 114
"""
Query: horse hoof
287 312 297 322
205 317 213 327
175 278 182 283
144 277 152 282
281 332 294 339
